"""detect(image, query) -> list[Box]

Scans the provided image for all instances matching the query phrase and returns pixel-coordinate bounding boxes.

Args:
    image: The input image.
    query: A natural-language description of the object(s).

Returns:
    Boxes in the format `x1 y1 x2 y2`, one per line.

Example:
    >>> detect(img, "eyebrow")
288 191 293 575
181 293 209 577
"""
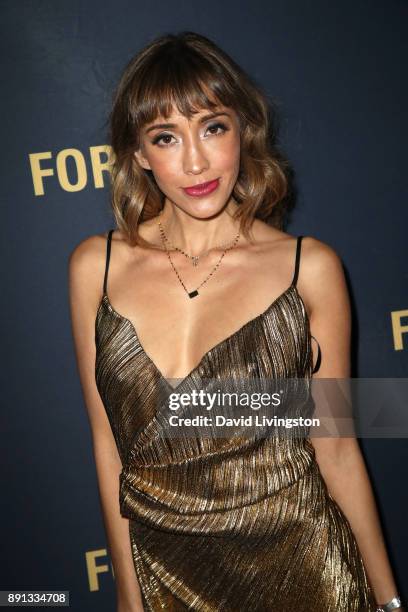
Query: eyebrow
144 112 231 134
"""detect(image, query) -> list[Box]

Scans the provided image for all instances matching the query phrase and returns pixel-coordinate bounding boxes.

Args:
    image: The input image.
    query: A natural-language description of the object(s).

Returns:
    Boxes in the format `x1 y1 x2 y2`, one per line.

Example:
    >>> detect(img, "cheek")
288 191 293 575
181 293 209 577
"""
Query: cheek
216 138 241 174
217 130 240 160
149 154 179 184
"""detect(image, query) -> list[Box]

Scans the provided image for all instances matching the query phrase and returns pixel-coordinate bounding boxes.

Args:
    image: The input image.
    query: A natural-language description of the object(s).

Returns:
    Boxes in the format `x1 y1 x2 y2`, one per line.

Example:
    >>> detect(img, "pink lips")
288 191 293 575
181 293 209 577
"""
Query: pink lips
183 178 220 197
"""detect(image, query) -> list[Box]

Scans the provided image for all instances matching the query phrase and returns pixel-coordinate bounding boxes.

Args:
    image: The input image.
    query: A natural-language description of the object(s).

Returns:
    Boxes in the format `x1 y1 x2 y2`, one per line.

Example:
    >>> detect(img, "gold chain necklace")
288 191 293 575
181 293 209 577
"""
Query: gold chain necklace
162 235 241 266
157 216 240 299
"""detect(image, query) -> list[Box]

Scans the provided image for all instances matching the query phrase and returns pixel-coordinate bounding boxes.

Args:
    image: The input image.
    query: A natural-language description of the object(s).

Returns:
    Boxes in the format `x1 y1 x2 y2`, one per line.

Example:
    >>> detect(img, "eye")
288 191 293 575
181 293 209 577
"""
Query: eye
206 121 229 136
151 133 175 147
151 122 230 147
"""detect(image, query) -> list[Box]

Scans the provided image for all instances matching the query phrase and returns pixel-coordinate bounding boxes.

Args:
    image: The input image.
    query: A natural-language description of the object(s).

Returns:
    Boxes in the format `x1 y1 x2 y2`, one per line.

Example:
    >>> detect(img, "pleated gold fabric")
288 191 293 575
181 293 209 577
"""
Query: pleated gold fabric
95 230 377 611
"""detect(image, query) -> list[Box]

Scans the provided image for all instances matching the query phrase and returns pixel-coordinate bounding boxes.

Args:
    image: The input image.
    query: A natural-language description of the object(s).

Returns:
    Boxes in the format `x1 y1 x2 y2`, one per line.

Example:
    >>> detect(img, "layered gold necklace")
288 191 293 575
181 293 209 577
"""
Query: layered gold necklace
157 213 240 299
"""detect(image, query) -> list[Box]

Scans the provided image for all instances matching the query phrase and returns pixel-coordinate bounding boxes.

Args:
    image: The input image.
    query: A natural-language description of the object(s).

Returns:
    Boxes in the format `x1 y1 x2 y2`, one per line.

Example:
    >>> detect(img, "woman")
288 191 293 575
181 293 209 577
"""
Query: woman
69 32 403 612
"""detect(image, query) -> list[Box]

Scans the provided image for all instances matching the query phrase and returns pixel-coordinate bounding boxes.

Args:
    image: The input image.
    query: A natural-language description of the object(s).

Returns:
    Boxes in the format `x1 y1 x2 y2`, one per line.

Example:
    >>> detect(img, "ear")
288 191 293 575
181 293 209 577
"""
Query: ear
133 148 151 171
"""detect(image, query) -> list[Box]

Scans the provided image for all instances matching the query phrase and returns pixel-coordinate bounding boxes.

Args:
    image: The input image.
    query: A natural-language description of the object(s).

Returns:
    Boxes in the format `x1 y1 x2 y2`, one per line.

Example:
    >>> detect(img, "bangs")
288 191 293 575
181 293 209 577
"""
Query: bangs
129 46 239 134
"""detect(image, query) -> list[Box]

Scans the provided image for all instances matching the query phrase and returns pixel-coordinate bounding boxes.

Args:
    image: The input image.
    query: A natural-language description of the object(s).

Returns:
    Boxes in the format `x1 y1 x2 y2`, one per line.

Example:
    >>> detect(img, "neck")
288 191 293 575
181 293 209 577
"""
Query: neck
157 198 241 255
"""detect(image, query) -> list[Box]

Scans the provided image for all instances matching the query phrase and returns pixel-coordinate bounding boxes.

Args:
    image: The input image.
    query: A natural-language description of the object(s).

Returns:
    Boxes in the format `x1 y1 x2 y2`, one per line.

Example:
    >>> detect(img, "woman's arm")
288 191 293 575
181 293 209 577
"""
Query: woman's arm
68 235 144 612
301 238 403 609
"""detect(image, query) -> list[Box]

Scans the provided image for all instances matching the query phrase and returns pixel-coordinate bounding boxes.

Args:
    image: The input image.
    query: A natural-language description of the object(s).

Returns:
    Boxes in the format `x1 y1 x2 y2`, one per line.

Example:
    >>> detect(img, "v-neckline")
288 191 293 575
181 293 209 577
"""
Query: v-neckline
96 283 307 392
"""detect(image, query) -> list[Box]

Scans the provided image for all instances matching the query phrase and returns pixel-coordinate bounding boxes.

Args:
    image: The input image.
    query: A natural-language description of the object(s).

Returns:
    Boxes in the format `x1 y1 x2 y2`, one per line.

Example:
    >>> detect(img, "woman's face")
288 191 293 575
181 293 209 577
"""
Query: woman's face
134 104 241 218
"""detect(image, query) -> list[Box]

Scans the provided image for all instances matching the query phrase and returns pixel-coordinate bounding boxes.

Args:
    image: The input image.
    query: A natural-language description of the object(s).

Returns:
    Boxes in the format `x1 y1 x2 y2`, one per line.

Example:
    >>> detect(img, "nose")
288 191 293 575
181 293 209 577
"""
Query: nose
182 133 210 175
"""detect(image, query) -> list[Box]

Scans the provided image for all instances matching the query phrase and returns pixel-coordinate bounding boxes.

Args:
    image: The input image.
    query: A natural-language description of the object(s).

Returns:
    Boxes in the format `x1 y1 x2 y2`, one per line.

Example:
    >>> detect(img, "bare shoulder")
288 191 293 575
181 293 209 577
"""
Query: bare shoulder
252 220 348 313
298 235 350 317
68 230 112 312
249 219 344 265
299 235 346 286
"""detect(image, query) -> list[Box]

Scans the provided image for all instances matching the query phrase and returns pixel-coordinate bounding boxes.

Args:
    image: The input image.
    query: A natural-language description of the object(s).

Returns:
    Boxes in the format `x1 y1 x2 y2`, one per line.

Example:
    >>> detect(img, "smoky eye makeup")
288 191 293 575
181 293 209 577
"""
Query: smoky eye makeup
150 121 230 147
151 132 172 146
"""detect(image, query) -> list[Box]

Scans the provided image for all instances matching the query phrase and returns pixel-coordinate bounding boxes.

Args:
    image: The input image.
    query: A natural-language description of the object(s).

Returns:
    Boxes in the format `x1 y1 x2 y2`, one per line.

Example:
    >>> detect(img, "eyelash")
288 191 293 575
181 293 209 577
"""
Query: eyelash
151 122 229 147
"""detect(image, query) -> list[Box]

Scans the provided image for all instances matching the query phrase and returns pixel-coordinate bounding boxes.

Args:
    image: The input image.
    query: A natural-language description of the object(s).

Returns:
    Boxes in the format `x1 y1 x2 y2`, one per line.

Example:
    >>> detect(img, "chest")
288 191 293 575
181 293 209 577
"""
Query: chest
95 285 312 394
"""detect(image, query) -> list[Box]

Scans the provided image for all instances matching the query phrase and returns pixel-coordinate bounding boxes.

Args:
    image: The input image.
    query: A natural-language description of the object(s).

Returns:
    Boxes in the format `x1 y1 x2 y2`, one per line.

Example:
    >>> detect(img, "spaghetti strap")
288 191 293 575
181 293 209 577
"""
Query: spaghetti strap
291 236 303 288
103 229 114 295
292 235 321 374
311 336 322 374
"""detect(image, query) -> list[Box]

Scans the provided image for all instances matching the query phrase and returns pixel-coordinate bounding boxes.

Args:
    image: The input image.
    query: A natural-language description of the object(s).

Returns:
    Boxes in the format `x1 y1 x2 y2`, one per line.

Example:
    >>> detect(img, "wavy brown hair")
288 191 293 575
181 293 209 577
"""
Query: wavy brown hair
108 31 293 247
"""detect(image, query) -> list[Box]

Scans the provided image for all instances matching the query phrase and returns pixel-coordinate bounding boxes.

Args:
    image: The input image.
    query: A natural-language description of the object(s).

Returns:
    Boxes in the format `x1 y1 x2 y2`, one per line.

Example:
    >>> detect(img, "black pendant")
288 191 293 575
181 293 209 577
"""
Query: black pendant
188 290 199 298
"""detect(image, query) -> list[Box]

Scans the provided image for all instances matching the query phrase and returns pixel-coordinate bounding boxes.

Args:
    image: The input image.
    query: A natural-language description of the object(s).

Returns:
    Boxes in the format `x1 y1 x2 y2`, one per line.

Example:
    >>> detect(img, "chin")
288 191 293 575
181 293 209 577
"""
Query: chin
185 204 227 220
181 194 231 218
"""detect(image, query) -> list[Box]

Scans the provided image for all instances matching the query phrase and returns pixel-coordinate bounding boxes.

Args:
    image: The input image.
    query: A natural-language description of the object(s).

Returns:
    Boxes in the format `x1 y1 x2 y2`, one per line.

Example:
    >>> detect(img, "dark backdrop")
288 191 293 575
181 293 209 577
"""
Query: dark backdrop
1 1 407 609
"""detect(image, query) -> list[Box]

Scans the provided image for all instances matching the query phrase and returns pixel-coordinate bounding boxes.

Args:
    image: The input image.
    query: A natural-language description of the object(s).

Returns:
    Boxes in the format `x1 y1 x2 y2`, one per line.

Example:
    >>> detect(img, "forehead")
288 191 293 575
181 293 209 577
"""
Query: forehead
155 103 229 119
142 104 236 132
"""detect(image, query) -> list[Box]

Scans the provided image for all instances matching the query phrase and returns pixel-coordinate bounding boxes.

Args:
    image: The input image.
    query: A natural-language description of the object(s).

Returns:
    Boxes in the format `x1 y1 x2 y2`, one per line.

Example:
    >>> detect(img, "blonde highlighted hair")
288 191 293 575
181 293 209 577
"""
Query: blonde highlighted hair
108 31 292 247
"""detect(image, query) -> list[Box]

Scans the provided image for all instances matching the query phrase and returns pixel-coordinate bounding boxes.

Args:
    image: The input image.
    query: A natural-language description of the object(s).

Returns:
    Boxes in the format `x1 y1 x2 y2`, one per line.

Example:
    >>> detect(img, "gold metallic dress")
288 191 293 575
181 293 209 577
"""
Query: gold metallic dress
95 230 377 611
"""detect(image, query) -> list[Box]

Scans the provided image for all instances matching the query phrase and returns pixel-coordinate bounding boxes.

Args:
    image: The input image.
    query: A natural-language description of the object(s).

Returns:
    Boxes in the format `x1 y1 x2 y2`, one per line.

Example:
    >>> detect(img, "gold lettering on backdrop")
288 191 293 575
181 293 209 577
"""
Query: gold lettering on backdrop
90 145 112 188
85 549 111 591
391 309 408 350
57 149 87 192
29 152 54 196
28 146 113 195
